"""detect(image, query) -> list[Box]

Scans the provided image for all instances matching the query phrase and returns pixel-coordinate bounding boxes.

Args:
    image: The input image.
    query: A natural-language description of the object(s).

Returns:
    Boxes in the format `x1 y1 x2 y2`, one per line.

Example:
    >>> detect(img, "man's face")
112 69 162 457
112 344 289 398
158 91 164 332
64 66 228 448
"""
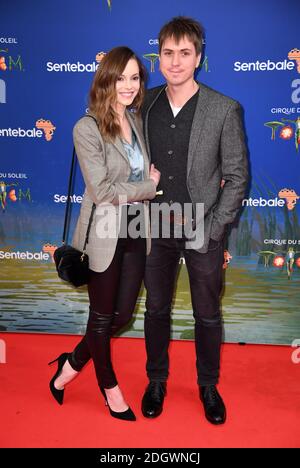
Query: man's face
159 35 201 87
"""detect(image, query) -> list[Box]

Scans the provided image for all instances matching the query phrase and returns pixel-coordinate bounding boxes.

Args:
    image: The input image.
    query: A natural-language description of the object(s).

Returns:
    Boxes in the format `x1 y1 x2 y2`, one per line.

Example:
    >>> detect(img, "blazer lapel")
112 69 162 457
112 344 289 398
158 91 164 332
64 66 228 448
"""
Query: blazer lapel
127 110 150 177
144 85 166 160
187 84 209 178
111 136 129 163
86 110 129 164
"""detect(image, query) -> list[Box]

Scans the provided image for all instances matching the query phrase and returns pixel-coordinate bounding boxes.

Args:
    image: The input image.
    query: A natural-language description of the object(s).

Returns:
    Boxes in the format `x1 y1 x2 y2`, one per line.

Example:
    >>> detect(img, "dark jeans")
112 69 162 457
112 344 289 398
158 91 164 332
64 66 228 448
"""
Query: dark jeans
144 237 224 386
69 212 146 389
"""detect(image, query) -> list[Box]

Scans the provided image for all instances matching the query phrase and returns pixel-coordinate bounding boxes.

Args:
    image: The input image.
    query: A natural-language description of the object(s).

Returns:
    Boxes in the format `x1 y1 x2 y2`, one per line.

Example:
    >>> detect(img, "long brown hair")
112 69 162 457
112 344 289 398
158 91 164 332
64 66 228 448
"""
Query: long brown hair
89 46 146 142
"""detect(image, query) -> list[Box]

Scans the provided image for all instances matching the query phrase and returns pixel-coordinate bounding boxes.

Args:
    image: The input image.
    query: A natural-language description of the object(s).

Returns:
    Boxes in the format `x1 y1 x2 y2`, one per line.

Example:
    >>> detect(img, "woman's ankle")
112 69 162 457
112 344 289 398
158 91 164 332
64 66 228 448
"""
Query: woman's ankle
55 361 79 389
103 385 129 410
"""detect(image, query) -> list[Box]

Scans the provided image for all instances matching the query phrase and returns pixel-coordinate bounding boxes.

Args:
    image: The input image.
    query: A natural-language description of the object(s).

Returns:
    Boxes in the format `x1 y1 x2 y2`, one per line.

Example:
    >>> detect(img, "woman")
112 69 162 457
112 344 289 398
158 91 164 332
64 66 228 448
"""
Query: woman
48 47 160 421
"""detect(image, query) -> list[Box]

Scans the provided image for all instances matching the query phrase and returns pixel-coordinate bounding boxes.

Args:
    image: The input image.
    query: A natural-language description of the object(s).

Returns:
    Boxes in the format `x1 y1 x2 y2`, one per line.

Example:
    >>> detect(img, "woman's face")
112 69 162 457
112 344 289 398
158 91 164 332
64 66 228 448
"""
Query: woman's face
114 58 140 113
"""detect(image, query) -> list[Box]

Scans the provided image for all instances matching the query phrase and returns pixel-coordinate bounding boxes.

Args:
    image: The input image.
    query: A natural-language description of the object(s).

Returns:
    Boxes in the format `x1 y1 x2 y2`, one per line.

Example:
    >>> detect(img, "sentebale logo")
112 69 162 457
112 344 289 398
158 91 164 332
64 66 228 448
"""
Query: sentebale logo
234 58 294 72
95 51 106 64
42 243 57 262
35 119 56 141
0 119 56 141
243 189 299 210
46 51 105 73
288 48 300 74
278 188 300 211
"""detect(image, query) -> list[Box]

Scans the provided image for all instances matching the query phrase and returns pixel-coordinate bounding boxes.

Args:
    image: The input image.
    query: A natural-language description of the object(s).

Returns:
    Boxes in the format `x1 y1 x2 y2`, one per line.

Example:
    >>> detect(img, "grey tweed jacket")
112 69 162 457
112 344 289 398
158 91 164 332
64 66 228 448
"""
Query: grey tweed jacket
142 83 249 252
72 111 156 272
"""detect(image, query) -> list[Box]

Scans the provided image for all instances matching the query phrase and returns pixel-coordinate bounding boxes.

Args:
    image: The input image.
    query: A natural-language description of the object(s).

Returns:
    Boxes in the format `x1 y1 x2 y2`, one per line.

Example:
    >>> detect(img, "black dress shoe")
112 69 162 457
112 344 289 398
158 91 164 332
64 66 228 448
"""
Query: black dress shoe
48 353 69 405
200 385 226 425
100 387 136 421
141 381 166 418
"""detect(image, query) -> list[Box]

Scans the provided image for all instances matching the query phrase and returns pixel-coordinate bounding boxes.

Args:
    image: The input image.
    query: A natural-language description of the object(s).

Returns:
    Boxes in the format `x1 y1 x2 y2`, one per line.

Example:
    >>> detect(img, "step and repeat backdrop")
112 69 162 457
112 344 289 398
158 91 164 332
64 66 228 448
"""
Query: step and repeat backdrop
1 0 299 344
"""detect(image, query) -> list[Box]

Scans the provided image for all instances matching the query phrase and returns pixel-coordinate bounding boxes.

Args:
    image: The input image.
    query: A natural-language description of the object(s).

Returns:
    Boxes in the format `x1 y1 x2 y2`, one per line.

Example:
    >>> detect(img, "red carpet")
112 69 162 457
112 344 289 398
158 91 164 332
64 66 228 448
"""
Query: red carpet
0 332 299 448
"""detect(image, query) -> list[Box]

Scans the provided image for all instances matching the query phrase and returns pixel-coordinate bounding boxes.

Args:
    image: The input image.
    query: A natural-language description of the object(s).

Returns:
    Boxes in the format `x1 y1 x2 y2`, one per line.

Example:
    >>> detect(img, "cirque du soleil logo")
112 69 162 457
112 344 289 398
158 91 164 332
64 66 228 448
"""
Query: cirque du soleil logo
0 181 31 212
0 47 23 104
264 116 300 152
264 48 300 151
0 47 23 72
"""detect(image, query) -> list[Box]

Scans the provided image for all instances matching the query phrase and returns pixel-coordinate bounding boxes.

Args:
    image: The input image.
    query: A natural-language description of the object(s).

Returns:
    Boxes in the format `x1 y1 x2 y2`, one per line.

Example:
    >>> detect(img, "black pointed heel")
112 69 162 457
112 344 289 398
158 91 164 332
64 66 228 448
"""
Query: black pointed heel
100 387 136 421
48 352 69 405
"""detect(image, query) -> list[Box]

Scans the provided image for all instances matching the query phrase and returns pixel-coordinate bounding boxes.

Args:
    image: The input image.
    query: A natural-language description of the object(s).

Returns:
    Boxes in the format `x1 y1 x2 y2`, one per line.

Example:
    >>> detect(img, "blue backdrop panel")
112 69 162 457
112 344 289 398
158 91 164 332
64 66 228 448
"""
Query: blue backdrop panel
1 0 300 344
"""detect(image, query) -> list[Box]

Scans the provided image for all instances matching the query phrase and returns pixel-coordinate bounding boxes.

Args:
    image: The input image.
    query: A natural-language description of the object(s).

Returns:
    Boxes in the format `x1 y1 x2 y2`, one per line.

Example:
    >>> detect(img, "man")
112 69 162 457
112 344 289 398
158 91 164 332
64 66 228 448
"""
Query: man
141 16 248 425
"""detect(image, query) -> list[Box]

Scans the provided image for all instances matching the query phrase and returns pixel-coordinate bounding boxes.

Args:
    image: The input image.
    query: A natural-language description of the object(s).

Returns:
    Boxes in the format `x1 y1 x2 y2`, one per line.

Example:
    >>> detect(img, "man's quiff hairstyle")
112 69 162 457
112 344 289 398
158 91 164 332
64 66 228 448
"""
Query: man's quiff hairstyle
159 16 204 55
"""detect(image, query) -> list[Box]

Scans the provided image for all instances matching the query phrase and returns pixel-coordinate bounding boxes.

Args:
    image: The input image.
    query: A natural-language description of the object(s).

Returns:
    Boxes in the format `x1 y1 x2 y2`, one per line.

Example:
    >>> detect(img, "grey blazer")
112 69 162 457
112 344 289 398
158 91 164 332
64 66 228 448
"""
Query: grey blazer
72 111 156 272
142 83 249 252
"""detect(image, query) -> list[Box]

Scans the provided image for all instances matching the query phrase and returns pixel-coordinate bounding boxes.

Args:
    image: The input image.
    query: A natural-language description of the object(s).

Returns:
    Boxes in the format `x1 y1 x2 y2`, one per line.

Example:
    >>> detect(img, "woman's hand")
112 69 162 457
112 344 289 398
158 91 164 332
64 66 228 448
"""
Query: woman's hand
149 163 161 187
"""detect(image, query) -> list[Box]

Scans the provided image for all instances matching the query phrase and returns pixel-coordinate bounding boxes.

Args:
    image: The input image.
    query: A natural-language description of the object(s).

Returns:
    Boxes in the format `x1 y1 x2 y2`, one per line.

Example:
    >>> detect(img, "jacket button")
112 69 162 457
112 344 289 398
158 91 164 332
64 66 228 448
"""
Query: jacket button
170 124 176 128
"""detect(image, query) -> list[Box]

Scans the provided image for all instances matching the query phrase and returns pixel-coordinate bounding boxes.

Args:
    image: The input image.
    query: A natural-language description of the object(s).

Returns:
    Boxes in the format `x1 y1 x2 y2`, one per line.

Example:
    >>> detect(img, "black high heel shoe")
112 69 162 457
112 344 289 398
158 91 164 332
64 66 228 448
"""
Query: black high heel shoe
100 387 136 421
48 353 69 405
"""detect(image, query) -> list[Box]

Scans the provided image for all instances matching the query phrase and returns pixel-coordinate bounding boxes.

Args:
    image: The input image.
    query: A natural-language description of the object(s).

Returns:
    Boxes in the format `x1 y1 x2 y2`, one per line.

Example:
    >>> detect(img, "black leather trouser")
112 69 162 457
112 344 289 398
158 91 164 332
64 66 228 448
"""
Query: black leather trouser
144 237 224 386
69 232 146 389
